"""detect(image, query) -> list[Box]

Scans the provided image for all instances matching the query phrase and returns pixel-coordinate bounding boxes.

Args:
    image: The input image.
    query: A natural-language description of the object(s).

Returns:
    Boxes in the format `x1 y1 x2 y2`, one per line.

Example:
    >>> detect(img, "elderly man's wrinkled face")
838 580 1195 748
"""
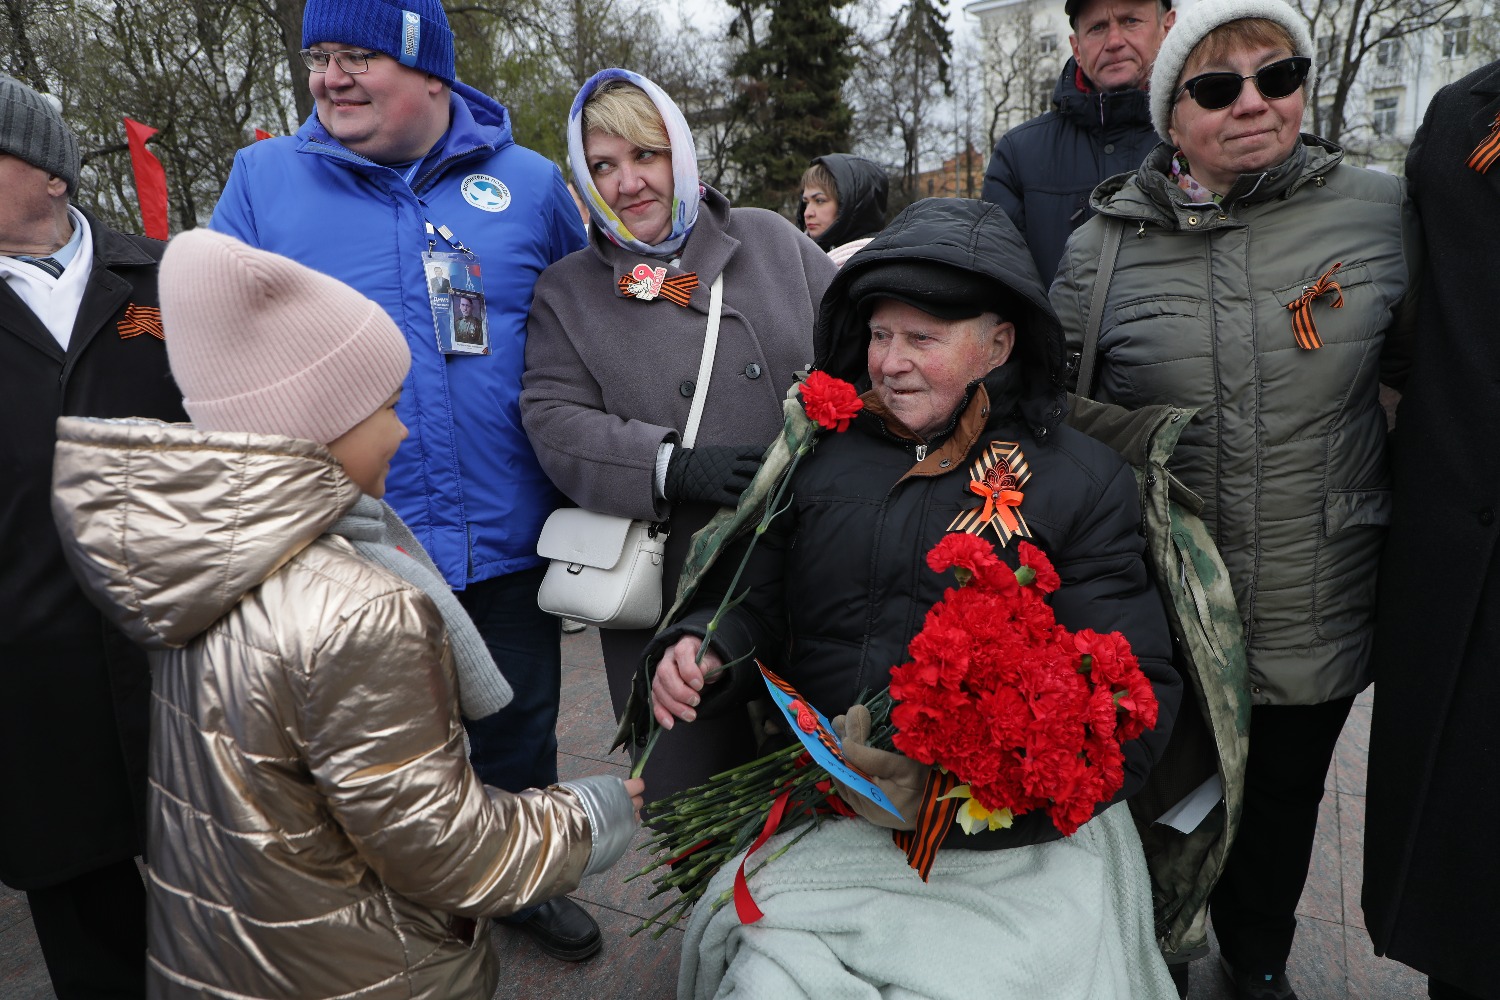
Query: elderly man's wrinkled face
1070 0 1174 93
867 299 1016 441
0 153 68 252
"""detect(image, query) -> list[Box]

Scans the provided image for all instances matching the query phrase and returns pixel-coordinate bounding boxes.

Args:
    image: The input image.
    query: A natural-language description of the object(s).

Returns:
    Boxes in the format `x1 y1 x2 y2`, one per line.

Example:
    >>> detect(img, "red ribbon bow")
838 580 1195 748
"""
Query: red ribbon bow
1287 261 1344 350
969 478 1026 534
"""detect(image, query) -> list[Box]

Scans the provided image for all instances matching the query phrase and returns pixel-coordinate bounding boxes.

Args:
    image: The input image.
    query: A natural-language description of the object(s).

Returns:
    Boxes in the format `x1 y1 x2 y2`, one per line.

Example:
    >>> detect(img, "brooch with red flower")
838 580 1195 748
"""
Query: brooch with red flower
948 441 1032 546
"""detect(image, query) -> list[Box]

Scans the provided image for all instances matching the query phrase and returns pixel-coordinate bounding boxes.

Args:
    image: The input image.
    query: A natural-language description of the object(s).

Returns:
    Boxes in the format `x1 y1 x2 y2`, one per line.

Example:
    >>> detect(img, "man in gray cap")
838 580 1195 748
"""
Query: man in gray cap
0 73 185 999
981 0 1173 285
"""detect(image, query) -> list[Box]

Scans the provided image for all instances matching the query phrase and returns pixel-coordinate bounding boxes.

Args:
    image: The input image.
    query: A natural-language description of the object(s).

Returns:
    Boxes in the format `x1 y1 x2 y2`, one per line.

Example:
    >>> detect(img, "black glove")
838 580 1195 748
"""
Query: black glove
664 445 762 507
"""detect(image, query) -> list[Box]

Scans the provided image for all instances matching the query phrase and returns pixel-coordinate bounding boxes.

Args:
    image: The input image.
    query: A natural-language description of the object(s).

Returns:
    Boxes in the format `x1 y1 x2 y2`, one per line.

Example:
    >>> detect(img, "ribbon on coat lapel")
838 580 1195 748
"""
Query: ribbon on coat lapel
1468 112 1500 173
618 263 699 306
948 441 1032 547
118 303 164 341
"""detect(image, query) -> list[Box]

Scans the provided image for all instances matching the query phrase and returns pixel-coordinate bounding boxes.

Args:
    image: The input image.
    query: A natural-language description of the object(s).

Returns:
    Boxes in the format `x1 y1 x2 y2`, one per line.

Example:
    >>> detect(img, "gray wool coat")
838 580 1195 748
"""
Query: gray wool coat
522 185 834 524
1053 137 1417 708
522 185 834 803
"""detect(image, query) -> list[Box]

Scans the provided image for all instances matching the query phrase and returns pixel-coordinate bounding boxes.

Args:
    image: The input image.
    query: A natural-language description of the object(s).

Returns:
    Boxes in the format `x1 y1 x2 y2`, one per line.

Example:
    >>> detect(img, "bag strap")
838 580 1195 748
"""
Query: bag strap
682 273 724 448
1076 217 1124 400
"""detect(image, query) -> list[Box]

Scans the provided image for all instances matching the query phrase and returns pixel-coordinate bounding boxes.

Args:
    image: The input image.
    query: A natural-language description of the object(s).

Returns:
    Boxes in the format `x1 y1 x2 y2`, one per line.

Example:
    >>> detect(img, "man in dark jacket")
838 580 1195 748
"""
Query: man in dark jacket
650 198 1181 855
1362 58 1500 1000
981 0 1173 284
0 74 185 1000
798 153 889 262
640 199 1183 996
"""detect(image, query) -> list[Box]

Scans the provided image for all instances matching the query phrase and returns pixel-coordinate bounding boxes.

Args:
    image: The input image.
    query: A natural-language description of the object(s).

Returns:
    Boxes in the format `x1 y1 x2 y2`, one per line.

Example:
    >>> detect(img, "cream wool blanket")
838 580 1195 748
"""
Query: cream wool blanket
679 802 1175 1000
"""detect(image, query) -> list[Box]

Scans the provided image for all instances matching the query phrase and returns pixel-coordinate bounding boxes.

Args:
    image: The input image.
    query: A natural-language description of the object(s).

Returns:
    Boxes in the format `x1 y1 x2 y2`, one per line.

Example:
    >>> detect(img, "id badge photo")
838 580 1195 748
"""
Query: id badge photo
422 250 489 356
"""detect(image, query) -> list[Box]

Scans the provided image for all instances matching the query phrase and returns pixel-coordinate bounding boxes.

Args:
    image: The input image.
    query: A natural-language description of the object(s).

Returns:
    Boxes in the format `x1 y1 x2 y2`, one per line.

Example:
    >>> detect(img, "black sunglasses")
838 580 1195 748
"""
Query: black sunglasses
1175 56 1311 110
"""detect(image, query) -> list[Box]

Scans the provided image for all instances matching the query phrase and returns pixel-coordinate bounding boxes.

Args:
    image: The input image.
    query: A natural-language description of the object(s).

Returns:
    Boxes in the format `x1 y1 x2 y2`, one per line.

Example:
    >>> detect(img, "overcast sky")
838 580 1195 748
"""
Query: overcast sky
657 0 978 43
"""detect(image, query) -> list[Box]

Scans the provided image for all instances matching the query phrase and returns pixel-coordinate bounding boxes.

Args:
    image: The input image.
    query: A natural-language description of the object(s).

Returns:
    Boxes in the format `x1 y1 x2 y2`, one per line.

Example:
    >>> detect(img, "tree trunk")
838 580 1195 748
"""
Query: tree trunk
269 0 313 124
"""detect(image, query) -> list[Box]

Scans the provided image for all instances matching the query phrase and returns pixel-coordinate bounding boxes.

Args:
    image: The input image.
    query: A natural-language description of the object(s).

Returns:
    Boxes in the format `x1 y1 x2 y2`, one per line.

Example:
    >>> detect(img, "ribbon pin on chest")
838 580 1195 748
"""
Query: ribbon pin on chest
623 264 667 300
948 441 1033 546
618 263 700 306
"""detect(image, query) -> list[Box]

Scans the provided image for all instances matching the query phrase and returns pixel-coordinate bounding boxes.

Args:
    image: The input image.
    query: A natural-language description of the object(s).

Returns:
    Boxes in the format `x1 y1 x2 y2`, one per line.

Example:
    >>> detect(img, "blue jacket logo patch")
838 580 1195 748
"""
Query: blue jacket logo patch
462 174 511 213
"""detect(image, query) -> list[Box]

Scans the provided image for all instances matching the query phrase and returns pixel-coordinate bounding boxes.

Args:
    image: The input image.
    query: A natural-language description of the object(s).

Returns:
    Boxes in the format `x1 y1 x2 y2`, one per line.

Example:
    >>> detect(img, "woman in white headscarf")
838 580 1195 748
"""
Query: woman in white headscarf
521 69 837 803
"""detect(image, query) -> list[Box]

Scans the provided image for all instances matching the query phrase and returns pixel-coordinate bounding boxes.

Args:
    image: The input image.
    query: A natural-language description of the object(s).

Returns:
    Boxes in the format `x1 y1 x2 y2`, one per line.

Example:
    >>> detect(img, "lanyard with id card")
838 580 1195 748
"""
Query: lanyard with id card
422 221 489 355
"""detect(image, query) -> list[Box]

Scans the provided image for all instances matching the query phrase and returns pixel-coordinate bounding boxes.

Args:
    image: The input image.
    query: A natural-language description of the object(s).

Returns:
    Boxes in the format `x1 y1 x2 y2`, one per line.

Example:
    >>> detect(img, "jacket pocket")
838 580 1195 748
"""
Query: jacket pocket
1314 487 1391 643
1111 294 1203 326
1323 488 1392 536
1098 295 1207 407
1271 262 1375 347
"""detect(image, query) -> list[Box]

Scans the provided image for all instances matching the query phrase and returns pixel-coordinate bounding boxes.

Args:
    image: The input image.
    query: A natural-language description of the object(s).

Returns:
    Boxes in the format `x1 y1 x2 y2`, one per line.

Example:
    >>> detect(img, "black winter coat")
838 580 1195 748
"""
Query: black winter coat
798 153 889 251
981 59 1157 285
654 198 1181 850
1362 59 1500 998
0 210 185 889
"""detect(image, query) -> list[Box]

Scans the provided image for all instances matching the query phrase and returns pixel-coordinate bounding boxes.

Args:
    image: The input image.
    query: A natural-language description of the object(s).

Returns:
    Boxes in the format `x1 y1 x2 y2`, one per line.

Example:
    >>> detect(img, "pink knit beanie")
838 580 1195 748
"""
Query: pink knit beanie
160 228 410 444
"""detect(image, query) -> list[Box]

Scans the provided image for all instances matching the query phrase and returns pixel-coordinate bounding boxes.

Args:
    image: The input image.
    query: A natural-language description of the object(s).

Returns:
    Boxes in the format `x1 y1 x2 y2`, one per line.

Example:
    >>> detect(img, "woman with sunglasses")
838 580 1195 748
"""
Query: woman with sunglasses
1052 1 1415 997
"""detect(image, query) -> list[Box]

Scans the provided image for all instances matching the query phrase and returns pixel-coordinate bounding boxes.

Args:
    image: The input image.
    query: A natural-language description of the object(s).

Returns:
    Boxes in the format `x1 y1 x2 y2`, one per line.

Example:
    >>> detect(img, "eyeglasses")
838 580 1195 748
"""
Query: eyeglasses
299 48 381 74
1175 56 1311 110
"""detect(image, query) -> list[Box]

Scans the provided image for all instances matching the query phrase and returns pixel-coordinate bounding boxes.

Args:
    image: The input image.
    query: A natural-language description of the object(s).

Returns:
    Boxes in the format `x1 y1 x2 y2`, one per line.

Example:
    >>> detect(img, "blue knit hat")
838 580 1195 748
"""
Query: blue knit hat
302 0 456 84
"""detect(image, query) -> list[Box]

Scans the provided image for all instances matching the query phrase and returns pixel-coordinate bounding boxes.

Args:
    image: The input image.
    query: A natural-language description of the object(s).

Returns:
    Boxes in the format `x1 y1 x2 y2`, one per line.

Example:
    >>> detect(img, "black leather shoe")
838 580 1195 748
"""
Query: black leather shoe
515 897 601 962
1220 956 1299 1000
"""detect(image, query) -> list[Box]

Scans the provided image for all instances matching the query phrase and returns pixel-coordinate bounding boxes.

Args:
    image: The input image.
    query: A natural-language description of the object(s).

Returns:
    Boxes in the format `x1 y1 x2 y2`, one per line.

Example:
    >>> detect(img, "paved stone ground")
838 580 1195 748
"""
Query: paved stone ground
1 629 1426 999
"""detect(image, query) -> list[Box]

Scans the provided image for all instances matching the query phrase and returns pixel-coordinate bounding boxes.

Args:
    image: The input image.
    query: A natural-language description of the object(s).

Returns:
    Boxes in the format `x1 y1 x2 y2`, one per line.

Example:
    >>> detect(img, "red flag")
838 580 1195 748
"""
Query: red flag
123 117 168 240
254 128 274 141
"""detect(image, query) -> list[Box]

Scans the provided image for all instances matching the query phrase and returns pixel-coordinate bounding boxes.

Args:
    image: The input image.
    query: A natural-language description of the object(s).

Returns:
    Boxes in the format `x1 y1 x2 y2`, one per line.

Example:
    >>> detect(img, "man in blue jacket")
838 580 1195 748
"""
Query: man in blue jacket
210 0 596 961
981 0 1172 285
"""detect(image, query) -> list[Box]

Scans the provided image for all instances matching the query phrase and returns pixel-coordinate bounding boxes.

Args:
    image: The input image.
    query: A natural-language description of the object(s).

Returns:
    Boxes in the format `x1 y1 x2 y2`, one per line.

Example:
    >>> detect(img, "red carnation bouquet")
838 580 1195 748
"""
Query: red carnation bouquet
890 534 1158 838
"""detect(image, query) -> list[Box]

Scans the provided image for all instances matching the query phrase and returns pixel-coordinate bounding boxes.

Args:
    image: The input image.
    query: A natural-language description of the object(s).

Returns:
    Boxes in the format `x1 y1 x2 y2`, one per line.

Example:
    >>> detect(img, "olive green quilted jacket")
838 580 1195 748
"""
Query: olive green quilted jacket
1053 136 1417 707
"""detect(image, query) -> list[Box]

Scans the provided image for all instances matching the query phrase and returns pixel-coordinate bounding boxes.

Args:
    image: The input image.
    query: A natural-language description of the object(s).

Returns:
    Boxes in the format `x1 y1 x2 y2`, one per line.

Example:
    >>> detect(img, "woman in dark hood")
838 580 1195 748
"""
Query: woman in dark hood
798 153 889 264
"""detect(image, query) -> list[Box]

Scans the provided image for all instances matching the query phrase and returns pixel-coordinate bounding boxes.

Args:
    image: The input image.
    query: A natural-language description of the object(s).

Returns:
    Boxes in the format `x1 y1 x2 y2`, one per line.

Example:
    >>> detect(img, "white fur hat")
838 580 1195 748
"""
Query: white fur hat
1149 0 1315 142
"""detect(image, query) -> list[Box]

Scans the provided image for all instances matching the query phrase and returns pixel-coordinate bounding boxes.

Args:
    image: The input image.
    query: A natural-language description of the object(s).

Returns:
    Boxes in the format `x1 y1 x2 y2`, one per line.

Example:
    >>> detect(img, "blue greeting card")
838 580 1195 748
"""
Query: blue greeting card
758 662 904 822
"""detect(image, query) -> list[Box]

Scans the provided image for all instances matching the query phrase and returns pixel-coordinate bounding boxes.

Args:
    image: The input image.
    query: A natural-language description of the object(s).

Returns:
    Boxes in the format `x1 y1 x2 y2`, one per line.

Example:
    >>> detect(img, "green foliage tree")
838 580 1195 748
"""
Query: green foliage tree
727 0 856 211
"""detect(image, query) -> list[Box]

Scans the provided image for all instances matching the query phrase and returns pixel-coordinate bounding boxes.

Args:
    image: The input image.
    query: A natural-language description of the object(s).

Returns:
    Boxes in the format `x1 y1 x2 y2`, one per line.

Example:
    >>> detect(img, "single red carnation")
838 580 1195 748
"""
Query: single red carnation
801 370 864 432
1114 671 1160 742
926 533 1003 584
1074 628 1133 684
1016 541 1062 593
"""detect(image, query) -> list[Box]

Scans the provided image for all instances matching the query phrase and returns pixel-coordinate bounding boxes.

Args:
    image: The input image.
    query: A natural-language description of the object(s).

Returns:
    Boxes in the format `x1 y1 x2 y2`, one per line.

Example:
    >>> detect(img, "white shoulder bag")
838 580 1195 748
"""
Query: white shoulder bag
536 274 724 630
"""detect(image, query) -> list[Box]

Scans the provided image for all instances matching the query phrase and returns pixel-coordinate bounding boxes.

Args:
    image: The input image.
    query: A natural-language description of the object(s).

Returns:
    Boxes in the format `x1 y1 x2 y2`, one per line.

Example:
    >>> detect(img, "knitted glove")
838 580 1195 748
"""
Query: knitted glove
664 445 762 507
830 704 930 831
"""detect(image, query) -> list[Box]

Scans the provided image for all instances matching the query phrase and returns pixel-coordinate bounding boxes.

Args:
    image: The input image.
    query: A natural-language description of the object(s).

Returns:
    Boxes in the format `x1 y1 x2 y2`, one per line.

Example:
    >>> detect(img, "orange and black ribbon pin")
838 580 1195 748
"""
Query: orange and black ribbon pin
117 303 164 341
969 475 1025 535
1467 112 1500 174
616 270 699 306
1287 261 1344 351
